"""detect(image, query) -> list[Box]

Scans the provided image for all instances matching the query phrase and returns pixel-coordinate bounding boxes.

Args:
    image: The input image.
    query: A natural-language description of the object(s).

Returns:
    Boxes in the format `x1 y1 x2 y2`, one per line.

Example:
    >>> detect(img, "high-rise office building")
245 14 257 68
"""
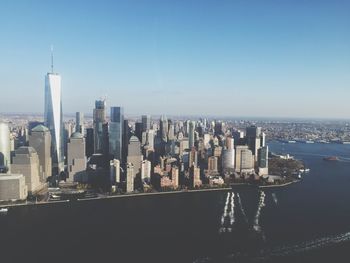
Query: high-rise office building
189 121 195 148
260 132 266 148
67 132 86 182
0 122 11 171
141 159 151 182
141 115 151 132
109 107 124 161
235 145 249 173
171 166 179 188
44 71 64 173
191 165 202 188
93 99 106 153
76 112 84 135
226 137 234 150
127 136 143 177
208 156 218 172
11 147 43 193
135 122 143 142
258 146 269 176
189 147 198 168
168 121 175 141
85 128 94 157
110 159 120 184
222 148 235 171
246 126 262 160
146 129 155 150
160 115 168 143
126 163 134 193
122 119 130 165
240 149 254 174
29 125 52 182
214 121 223 136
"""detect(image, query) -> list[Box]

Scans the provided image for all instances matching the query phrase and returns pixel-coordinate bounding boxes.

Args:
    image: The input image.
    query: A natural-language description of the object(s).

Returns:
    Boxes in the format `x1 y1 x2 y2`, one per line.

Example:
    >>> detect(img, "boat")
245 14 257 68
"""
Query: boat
305 140 314 144
323 156 339 161
0 208 8 215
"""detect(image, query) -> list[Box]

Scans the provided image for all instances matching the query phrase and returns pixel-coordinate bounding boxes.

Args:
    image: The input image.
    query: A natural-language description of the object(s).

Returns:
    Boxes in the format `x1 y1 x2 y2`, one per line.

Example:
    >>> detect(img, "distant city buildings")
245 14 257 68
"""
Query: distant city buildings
0 56 276 201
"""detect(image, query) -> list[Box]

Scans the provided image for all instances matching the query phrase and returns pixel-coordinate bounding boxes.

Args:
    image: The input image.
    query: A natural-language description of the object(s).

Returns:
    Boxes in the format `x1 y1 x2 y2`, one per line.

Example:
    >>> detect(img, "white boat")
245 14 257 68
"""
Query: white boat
0 208 8 215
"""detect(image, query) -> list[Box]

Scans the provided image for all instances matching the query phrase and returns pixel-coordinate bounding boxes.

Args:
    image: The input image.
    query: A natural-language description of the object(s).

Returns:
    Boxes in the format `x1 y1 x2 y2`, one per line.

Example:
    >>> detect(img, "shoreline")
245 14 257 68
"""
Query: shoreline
0 187 232 208
258 180 300 189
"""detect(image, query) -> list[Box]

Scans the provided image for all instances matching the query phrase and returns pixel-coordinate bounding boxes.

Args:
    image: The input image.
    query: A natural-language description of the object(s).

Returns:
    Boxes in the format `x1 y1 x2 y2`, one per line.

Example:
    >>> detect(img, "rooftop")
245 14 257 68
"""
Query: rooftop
32 124 49 132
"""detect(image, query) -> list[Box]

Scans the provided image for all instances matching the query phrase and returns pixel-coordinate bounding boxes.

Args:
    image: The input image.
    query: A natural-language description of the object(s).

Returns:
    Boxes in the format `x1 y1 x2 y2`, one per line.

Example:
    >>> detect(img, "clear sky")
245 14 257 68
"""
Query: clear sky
0 0 349 118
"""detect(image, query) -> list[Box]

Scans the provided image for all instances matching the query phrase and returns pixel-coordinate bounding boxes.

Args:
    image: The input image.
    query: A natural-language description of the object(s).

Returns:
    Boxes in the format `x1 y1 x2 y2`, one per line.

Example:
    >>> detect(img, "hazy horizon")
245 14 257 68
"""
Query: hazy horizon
0 0 349 118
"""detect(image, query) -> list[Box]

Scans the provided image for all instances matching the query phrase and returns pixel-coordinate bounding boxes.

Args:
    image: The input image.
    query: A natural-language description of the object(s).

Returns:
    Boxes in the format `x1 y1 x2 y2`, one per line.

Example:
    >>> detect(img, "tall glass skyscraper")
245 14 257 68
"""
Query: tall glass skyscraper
93 99 106 153
109 107 124 161
44 72 64 173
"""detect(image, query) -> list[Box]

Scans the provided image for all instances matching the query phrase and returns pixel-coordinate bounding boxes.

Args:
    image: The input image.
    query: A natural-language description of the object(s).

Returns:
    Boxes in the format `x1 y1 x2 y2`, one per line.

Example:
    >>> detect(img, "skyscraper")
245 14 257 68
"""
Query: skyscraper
85 128 94 158
110 159 120 184
67 132 86 182
127 136 143 177
171 166 179 188
160 115 168 143
0 122 11 171
246 125 262 161
235 145 249 173
141 115 151 132
126 163 134 193
44 70 64 173
11 147 43 194
258 146 269 176
141 159 151 182
29 124 52 182
109 107 124 161
75 112 84 135
122 119 130 165
93 99 106 153
189 121 195 148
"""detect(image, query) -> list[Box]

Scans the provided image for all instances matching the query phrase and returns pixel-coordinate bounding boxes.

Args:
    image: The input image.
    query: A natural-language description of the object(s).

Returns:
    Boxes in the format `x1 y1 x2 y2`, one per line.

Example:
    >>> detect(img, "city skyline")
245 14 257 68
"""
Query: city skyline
0 1 349 118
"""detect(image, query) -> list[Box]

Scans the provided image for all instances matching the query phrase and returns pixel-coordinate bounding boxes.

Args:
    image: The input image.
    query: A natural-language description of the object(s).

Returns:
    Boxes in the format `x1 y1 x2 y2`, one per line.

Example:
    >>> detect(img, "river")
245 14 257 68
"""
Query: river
1 141 350 262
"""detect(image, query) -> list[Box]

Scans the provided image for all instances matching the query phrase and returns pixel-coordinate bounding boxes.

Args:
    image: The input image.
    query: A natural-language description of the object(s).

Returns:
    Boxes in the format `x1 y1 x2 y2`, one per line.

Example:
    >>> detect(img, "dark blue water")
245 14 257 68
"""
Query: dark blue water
1 142 350 263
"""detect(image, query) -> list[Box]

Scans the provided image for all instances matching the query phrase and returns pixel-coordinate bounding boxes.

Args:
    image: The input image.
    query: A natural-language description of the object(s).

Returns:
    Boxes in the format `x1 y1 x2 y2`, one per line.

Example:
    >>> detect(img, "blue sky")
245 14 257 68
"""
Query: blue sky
0 0 349 118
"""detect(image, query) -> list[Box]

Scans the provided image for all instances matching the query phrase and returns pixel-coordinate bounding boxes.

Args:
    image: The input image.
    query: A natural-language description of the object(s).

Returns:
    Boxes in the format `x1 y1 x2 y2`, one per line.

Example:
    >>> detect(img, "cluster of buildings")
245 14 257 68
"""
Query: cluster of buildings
0 64 270 202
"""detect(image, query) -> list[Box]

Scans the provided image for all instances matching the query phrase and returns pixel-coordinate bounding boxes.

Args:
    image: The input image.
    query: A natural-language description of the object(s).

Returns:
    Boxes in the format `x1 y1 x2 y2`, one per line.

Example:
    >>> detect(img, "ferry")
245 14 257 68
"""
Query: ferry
0 208 8 215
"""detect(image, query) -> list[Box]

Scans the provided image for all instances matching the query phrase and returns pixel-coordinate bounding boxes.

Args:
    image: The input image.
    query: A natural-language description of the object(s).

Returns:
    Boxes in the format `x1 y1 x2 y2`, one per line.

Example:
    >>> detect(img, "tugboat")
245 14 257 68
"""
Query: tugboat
323 156 339 162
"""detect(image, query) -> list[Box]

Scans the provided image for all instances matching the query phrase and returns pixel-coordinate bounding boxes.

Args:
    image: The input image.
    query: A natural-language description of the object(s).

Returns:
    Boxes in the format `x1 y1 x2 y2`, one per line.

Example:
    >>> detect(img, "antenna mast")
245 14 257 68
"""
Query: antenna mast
51 45 54 73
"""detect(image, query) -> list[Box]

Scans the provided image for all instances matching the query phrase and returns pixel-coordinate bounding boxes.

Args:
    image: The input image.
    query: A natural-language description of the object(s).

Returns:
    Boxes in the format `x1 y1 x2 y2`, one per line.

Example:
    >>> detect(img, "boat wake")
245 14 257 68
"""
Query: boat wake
195 231 350 263
218 192 235 233
271 193 278 206
236 193 248 225
252 191 265 232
